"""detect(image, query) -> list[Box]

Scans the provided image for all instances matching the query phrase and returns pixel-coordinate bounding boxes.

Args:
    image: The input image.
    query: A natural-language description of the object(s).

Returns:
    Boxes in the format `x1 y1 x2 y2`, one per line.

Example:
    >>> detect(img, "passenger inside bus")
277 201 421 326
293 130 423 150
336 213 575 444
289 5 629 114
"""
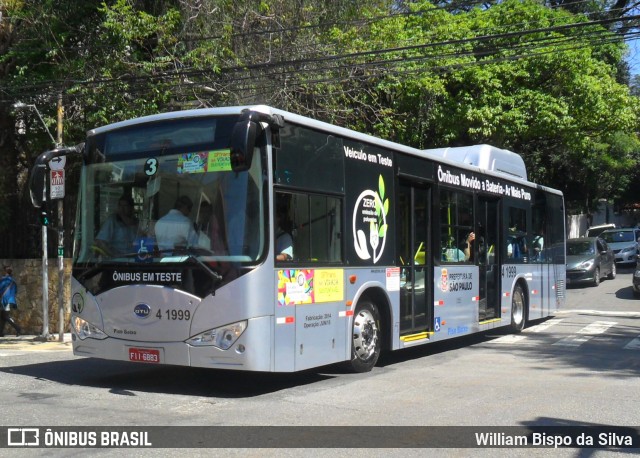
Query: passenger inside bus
275 198 294 262
195 199 229 255
155 195 198 251
463 231 475 261
195 201 213 249
94 194 138 257
532 227 545 261
507 233 528 259
442 236 465 262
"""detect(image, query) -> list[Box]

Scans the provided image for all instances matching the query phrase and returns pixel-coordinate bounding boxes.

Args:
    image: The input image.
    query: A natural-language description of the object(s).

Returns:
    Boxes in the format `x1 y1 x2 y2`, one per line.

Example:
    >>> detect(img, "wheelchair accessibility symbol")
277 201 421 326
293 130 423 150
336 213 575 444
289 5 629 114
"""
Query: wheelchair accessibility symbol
434 317 441 332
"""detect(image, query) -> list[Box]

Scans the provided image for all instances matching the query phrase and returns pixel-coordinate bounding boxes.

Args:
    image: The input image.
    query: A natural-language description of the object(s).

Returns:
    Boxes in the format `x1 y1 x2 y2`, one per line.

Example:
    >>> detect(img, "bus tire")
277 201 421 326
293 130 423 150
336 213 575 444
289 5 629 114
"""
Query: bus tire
510 284 526 333
347 300 381 373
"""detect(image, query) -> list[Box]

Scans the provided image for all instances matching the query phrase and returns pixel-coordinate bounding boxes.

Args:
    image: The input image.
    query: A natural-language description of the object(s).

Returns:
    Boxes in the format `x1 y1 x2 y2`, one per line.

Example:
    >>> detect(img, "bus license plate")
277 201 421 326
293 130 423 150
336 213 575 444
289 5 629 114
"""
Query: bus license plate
128 347 160 364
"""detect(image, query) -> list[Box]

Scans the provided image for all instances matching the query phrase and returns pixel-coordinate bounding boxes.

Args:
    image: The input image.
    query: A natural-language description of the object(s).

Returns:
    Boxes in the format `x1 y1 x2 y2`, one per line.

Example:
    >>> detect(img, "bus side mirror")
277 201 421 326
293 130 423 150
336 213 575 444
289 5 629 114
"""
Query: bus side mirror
230 110 284 172
230 116 257 172
29 145 82 208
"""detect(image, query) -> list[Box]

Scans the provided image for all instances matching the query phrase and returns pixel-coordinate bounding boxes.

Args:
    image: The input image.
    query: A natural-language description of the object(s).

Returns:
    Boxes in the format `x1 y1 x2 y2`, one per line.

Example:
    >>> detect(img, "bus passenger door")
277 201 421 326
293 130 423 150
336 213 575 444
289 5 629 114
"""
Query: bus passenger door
398 181 432 336
477 197 500 322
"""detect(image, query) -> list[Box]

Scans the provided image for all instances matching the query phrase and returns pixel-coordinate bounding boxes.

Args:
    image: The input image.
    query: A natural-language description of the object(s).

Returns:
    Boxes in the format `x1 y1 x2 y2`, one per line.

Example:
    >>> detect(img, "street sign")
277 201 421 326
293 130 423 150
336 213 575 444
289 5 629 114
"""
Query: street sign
49 156 66 170
50 169 65 199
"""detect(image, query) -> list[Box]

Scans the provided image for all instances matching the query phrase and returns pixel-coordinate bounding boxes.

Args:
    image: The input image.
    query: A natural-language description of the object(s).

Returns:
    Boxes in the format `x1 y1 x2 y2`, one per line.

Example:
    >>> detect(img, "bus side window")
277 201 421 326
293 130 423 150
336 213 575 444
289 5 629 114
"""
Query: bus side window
275 192 342 263
439 189 473 263
506 206 529 262
275 193 294 262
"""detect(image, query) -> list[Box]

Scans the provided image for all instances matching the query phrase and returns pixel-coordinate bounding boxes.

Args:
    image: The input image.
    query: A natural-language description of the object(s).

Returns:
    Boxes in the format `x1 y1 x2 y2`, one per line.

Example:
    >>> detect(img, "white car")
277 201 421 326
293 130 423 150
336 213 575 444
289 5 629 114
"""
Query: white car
584 223 616 238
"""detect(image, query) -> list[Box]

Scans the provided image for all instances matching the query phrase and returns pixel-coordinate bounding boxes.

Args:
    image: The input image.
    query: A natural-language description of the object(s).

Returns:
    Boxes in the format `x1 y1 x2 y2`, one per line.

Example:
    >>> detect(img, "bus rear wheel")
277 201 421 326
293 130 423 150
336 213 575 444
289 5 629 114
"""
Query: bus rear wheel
347 301 381 373
510 284 526 333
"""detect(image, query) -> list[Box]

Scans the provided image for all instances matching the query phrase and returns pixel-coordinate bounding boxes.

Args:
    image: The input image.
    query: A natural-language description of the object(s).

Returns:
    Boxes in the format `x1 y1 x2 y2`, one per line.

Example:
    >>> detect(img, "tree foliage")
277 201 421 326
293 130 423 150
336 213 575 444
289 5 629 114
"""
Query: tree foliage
0 0 639 256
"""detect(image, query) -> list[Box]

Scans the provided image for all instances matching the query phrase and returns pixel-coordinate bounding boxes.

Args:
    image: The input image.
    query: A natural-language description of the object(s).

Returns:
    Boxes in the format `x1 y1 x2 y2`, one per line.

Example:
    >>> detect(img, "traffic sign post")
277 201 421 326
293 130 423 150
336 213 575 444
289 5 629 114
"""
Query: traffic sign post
49 156 66 170
49 155 66 342
50 169 65 199
49 162 66 342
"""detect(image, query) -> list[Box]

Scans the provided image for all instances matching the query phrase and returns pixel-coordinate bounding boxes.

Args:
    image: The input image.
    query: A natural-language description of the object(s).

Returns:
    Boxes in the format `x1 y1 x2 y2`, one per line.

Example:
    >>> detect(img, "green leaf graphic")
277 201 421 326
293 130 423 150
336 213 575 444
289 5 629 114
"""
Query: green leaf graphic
378 175 385 201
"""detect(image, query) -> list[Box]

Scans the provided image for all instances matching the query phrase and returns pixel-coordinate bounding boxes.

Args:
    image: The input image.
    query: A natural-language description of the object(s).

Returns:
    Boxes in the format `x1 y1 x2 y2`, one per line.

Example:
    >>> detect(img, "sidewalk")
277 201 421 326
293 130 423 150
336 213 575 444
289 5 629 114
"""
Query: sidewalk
0 333 72 351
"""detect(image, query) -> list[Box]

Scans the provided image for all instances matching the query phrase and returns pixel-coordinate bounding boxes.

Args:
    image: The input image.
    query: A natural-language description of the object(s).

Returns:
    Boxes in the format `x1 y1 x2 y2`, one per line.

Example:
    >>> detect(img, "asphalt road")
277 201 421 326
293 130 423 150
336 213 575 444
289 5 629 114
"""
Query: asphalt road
0 266 638 456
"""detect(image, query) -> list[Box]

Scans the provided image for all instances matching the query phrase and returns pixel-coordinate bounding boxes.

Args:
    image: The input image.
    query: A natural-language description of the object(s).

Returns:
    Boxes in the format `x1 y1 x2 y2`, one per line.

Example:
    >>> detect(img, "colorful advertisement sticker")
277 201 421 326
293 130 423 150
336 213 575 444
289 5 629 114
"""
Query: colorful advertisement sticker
207 149 232 171
314 269 344 303
178 152 208 174
277 269 314 306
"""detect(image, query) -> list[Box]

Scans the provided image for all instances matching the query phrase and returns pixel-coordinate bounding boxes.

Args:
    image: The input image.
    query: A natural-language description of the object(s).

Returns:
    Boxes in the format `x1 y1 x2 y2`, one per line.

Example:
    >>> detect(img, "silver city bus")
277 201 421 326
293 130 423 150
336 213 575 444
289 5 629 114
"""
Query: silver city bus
29 106 565 372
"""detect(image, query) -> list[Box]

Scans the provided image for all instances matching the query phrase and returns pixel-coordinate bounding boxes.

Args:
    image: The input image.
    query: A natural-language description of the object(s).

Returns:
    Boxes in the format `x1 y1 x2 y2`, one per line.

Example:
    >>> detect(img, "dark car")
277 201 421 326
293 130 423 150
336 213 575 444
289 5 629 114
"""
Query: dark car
566 237 616 287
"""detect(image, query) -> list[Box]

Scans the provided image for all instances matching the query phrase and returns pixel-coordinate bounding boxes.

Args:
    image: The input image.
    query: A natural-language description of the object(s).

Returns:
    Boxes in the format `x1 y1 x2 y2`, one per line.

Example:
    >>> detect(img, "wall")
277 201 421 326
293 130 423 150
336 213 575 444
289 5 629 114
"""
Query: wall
1 259 72 336
566 200 638 239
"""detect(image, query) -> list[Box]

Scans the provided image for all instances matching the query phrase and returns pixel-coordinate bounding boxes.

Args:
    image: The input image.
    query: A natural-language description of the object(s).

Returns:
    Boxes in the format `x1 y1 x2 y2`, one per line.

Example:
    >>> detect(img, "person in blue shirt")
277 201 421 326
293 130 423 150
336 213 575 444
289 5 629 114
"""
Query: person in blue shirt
0 265 21 337
95 195 138 256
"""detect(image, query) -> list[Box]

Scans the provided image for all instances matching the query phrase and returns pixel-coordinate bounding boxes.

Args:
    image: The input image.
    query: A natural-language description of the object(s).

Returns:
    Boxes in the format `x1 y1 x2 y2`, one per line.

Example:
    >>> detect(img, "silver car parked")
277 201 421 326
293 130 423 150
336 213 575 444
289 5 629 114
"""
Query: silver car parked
566 237 616 287
600 228 640 265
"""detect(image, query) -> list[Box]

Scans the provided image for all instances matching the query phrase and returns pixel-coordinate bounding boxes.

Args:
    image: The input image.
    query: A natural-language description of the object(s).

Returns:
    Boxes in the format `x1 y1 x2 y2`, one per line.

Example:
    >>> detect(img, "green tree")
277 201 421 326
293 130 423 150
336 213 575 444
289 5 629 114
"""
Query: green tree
309 0 640 210
1 0 639 258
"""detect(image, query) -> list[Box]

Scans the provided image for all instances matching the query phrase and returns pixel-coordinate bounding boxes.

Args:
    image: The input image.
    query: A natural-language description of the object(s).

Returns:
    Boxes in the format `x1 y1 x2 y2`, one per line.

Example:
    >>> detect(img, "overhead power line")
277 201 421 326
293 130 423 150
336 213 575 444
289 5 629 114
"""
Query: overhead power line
1 7 638 105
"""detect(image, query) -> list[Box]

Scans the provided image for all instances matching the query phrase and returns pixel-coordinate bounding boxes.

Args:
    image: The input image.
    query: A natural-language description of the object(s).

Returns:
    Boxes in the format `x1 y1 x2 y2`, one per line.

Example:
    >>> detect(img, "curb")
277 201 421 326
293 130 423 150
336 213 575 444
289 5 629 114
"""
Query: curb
0 333 72 351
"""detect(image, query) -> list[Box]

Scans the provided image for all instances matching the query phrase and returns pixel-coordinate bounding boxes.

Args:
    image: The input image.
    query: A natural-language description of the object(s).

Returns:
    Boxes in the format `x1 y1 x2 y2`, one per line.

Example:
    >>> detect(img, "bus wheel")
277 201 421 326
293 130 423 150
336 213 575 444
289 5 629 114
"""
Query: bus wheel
347 301 381 373
510 284 526 333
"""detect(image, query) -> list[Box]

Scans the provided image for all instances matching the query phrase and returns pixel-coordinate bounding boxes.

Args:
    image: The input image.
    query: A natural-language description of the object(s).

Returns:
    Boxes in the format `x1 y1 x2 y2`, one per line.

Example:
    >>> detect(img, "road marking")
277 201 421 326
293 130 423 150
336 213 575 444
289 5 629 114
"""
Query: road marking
556 310 640 318
488 319 565 344
577 321 617 335
488 334 528 344
552 321 617 348
526 318 564 333
623 336 640 350
552 335 593 347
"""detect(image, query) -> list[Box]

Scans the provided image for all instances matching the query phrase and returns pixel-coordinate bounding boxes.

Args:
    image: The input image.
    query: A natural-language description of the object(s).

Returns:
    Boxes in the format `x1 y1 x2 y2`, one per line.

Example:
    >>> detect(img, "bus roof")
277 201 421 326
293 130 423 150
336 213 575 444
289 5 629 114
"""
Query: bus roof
423 145 527 181
88 105 560 196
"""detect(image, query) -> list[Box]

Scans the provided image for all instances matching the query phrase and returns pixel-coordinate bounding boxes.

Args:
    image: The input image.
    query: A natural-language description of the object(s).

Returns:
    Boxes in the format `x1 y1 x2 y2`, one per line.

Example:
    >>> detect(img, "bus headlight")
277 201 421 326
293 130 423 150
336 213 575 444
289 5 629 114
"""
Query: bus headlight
186 321 247 350
72 316 108 340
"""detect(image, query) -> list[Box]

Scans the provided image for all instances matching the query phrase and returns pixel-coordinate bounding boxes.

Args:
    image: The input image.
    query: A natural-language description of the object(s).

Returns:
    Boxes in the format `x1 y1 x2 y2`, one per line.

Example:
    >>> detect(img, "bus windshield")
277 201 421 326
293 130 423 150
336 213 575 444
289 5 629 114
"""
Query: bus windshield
73 116 266 275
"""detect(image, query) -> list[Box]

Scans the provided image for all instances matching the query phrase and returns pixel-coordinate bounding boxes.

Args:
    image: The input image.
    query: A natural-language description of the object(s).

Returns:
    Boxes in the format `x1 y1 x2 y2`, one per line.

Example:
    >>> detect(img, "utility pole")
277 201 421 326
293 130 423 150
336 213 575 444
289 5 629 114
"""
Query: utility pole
56 93 65 342
13 101 60 341
41 177 49 340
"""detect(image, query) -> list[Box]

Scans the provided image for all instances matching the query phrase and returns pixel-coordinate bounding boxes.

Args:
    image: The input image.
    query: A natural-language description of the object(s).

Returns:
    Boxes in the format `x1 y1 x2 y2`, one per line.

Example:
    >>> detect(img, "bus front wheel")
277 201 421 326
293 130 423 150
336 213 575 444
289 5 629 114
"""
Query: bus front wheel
347 301 381 373
510 284 526 333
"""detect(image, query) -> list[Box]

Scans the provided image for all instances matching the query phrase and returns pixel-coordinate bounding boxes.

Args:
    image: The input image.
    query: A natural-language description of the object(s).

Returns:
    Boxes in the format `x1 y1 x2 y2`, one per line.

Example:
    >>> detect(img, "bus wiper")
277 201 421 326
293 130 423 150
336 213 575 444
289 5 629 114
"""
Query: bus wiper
154 247 224 287
176 247 224 284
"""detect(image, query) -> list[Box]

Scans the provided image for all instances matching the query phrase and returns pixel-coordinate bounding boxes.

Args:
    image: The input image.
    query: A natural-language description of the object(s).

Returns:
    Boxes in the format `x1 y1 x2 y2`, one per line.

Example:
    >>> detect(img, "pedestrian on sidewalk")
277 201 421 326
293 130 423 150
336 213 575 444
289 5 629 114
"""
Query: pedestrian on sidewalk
0 265 21 337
